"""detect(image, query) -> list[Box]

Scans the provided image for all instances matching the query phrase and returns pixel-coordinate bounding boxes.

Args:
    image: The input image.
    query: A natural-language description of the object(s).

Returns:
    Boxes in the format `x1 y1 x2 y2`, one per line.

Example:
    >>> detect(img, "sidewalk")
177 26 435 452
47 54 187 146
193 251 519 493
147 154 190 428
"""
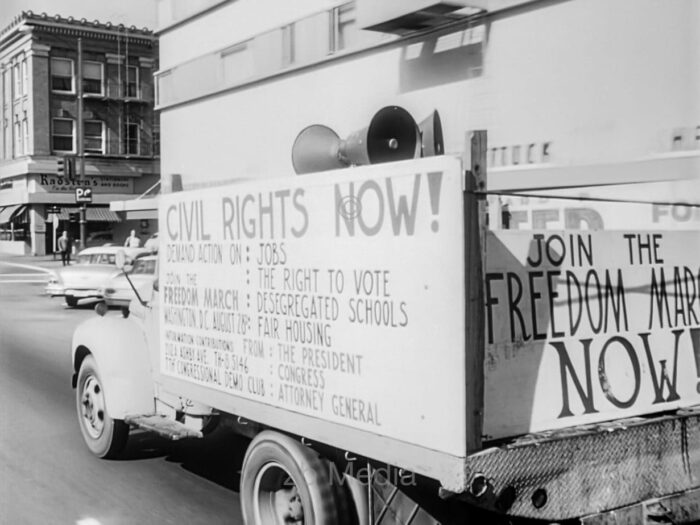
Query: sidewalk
0 252 67 271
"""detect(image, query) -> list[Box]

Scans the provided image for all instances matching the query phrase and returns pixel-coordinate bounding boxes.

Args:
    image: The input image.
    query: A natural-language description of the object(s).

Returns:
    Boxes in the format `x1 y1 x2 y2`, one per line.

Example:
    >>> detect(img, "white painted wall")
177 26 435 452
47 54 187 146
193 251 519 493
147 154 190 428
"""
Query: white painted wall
158 0 338 70
159 0 700 185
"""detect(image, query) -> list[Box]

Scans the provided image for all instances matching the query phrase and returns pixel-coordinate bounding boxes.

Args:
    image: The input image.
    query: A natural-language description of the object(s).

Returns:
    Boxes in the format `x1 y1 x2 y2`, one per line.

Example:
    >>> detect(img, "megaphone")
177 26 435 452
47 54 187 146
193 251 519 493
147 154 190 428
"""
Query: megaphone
291 125 347 175
418 110 444 157
292 106 422 175
292 106 445 174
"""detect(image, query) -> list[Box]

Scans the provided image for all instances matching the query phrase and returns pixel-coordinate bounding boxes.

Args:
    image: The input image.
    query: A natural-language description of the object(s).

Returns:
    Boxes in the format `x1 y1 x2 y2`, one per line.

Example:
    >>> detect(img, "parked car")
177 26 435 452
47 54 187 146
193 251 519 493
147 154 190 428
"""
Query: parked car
144 232 159 253
85 231 115 247
98 255 157 307
45 246 149 307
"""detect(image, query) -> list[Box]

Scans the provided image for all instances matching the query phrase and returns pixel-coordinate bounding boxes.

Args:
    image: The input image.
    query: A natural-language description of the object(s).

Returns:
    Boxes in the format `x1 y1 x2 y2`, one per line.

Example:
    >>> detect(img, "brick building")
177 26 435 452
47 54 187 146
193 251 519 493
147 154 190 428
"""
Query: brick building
0 11 159 255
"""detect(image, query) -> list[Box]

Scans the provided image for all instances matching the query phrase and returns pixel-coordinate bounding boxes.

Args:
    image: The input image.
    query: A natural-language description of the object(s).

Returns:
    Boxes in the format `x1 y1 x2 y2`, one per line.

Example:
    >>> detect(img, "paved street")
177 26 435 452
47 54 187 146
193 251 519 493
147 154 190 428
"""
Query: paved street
0 258 245 525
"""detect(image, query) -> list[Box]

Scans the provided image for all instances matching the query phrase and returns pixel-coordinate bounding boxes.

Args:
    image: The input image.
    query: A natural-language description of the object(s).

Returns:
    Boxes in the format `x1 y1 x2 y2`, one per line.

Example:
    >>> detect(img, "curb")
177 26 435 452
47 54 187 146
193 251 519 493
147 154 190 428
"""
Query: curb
0 261 55 274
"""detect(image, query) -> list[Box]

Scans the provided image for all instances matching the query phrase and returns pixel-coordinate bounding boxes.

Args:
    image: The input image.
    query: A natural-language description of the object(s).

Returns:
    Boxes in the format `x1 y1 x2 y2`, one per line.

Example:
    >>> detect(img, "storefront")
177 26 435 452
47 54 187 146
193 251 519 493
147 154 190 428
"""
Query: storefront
0 205 28 254
0 168 159 255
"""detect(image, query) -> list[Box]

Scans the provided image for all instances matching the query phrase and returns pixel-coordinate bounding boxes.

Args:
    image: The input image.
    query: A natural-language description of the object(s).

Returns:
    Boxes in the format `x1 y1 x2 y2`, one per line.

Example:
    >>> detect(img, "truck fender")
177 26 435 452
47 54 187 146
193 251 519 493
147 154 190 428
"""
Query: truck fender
72 315 155 419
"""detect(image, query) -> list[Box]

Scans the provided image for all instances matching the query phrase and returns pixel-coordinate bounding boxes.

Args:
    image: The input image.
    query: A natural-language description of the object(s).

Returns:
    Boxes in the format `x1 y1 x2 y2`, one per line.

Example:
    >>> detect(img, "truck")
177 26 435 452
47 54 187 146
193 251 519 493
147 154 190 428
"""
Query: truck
71 130 700 523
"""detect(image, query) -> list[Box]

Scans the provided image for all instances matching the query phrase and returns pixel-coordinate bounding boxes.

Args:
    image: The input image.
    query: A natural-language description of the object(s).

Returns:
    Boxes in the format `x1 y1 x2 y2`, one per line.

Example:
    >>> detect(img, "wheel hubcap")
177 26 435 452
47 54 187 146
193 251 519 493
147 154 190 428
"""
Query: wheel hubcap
253 462 305 524
80 375 105 439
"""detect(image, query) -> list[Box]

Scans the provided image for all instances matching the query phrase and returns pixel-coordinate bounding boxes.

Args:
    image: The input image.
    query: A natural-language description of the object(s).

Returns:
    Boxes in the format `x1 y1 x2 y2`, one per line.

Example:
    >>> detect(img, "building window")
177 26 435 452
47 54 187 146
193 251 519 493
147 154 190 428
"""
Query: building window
52 118 74 152
221 43 254 85
83 61 103 95
281 24 294 67
2 70 8 107
126 65 139 98
155 70 172 106
2 122 7 160
124 120 139 154
13 63 21 99
336 4 356 51
84 120 104 153
51 58 74 93
152 123 160 156
290 11 331 64
332 3 384 52
13 120 21 156
21 59 28 96
157 2 393 109
22 116 28 155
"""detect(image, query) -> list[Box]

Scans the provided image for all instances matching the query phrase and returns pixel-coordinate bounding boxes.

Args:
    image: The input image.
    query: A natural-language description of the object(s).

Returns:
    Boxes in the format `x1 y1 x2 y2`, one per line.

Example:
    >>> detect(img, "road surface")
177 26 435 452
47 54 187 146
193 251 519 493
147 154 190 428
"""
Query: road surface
0 261 244 524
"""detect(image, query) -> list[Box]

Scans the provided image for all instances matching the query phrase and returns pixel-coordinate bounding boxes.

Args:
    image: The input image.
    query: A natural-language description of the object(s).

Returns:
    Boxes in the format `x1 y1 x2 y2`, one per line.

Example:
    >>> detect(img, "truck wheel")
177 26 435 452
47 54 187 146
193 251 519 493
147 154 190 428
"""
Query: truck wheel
65 295 78 307
76 355 128 458
240 431 341 525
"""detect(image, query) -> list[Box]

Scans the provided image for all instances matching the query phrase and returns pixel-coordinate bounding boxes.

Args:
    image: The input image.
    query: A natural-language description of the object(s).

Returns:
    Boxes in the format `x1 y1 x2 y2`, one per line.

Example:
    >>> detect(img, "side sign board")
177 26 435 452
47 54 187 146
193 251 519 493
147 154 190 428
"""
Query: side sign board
484 230 700 439
75 187 93 203
33 174 133 194
499 179 700 231
158 156 468 456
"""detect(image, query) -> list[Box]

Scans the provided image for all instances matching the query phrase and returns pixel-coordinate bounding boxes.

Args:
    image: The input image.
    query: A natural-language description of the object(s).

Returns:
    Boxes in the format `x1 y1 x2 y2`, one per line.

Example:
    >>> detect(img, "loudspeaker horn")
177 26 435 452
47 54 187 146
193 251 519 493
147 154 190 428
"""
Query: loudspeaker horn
292 106 421 174
418 110 444 157
292 125 347 175
340 105 421 166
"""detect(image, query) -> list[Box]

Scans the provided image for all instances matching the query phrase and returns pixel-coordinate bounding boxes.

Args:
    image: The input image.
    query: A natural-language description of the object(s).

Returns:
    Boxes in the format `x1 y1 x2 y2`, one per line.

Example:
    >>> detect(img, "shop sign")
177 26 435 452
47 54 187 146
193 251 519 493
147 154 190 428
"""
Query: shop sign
36 174 133 194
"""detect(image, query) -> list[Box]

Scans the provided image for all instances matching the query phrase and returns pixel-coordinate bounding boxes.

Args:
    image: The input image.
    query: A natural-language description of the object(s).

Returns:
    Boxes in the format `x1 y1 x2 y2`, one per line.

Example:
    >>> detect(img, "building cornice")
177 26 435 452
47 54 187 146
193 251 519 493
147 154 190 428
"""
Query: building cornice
0 30 33 60
1 11 157 48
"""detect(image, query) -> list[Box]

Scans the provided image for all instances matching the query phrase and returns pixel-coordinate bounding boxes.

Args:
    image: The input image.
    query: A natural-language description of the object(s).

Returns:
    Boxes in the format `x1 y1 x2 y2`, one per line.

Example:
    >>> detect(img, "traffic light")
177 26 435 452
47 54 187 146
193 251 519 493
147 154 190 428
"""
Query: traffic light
57 156 74 177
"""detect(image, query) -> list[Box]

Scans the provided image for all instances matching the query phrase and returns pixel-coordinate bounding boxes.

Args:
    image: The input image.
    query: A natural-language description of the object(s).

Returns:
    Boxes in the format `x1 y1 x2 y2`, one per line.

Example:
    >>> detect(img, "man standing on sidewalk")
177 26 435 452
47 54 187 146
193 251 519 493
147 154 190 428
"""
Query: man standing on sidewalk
58 231 71 266
124 229 141 248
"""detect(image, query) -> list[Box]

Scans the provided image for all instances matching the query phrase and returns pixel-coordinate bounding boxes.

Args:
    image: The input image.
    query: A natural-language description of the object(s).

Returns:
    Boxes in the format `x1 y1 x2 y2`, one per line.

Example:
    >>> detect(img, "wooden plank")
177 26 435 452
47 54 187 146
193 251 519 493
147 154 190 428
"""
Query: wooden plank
488 152 700 192
464 130 487 452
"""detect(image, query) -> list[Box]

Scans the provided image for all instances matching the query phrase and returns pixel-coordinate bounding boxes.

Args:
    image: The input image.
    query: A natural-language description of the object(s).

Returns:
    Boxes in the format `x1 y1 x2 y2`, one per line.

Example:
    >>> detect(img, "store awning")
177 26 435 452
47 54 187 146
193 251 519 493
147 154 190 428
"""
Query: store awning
0 205 26 224
56 207 122 222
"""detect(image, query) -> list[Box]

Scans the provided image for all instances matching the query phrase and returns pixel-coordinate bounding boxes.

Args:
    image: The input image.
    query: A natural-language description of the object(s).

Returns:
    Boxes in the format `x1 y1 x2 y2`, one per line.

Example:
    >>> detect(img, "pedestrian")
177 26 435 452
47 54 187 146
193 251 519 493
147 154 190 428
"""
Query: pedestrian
124 229 141 248
58 231 71 266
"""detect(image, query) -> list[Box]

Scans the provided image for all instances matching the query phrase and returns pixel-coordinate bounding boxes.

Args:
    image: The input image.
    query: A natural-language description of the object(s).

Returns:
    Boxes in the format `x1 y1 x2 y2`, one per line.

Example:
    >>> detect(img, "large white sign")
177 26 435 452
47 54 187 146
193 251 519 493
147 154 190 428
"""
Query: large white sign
484 230 700 439
158 157 468 456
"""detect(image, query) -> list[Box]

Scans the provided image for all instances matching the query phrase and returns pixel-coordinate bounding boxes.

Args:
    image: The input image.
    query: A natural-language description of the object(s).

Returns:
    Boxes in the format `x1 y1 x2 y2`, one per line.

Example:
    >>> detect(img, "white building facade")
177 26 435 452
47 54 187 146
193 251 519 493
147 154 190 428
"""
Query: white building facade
153 0 699 229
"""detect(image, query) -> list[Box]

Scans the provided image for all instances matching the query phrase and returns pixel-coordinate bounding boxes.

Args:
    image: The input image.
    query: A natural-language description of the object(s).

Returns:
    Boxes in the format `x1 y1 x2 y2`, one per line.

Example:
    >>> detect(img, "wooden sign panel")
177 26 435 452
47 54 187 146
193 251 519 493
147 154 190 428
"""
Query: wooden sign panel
158 157 469 456
484 230 700 439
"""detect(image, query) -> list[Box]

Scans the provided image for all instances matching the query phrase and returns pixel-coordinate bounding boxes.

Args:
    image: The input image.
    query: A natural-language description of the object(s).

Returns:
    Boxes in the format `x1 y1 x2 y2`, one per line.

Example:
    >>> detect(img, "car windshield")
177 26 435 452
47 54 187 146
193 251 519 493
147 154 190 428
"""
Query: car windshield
76 253 116 265
131 259 156 275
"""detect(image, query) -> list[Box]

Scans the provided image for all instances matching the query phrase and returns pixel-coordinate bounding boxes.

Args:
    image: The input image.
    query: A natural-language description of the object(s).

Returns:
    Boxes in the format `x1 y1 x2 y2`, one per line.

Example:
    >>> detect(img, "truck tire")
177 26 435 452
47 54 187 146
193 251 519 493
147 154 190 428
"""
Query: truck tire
240 431 341 525
76 355 128 458
65 295 78 307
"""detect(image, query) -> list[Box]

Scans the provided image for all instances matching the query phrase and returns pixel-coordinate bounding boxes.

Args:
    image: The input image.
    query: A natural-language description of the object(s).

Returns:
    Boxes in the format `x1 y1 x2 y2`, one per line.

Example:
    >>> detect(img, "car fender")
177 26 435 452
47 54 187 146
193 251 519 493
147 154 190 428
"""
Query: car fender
72 314 155 419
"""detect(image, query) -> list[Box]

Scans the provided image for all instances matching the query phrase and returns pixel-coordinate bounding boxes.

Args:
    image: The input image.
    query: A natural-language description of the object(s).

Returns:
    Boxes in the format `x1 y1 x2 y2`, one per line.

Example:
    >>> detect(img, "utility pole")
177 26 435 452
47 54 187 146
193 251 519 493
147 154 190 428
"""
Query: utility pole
77 37 86 250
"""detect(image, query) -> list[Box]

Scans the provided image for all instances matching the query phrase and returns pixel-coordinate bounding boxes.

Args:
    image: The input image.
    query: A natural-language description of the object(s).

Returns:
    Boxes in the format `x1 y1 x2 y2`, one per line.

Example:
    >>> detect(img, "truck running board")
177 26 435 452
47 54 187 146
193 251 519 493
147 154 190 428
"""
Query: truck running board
125 414 203 440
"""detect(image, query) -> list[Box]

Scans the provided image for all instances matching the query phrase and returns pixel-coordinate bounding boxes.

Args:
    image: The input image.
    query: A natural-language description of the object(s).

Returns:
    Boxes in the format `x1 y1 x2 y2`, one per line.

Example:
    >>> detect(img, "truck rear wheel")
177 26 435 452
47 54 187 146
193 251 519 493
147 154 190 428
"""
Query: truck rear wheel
240 431 341 525
76 355 128 458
